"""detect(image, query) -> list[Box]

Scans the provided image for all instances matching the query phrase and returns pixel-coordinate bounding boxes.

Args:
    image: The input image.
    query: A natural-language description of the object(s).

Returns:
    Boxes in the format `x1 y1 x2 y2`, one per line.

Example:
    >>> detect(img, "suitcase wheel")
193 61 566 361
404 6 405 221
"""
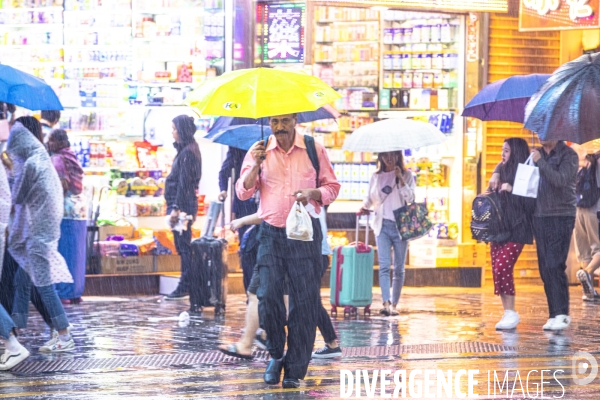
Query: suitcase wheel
330 306 337 317
364 305 371 316
343 306 357 318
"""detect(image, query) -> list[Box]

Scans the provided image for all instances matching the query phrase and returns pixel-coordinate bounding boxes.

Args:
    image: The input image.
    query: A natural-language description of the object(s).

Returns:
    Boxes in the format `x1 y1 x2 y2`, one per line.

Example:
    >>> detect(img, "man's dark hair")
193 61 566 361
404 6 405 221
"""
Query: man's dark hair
15 116 43 143
41 110 61 125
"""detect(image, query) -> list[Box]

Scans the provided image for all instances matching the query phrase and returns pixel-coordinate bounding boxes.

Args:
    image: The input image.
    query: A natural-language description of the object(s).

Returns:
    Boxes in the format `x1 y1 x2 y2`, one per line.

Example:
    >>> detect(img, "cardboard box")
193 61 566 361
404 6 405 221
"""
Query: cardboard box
99 225 135 241
459 243 487 267
226 252 240 273
156 255 181 273
409 244 458 259
100 256 154 274
409 254 459 268
410 237 457 247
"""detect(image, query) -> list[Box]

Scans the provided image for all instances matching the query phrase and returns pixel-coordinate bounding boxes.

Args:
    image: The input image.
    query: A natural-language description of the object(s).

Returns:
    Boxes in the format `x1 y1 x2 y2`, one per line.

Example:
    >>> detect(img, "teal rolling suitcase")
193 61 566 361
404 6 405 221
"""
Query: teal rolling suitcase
330 215 374 317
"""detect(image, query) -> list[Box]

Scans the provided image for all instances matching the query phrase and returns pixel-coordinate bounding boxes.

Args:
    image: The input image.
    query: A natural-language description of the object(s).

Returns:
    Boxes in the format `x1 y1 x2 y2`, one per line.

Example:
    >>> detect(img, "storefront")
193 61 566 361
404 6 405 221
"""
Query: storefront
0 0 239 277
254 0 505 276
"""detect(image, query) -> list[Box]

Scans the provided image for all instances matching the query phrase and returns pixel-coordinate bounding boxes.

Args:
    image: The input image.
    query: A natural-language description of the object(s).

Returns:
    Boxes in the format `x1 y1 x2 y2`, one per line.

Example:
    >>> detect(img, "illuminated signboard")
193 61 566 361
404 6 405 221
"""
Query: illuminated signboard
257 2 306 64
519 0 600 31
307 0 507 12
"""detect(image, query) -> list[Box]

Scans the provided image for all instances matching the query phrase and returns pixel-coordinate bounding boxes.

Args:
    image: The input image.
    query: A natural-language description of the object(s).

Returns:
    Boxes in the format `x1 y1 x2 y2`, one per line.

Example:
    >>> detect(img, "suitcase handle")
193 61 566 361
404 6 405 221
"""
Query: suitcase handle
354 214 370 252
334 247 344 307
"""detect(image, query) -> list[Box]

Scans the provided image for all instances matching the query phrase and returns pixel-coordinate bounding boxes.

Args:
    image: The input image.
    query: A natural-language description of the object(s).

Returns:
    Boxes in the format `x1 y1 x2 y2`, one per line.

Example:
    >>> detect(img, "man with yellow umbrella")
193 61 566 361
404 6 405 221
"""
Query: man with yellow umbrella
187 68 341 388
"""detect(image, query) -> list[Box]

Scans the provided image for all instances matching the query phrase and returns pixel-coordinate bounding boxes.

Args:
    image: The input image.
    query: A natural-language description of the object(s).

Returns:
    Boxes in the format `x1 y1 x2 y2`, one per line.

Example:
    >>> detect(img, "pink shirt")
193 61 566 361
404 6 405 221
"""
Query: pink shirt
236 132 340 228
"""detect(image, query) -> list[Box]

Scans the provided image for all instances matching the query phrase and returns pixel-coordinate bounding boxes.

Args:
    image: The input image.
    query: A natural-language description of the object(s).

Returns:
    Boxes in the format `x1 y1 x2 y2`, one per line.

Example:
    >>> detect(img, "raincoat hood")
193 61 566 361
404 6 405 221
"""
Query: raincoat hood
173 115 197 148
8 122 45 161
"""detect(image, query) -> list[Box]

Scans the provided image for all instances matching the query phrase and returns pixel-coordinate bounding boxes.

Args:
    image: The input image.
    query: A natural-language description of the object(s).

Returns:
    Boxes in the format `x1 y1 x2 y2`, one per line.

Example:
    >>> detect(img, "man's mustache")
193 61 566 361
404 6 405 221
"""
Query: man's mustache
275 130 288 135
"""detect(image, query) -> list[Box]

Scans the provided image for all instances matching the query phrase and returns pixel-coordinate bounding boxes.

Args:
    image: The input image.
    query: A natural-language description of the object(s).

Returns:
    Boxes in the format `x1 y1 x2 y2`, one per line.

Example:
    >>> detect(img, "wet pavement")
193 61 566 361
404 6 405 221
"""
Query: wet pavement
2 285 600 399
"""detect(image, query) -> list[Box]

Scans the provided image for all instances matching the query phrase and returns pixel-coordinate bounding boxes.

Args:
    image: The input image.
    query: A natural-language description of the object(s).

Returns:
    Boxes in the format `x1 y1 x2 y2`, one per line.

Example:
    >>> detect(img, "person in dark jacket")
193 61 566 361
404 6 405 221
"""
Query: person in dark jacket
164 115 202 307
489 138 534 331
218 147 257 291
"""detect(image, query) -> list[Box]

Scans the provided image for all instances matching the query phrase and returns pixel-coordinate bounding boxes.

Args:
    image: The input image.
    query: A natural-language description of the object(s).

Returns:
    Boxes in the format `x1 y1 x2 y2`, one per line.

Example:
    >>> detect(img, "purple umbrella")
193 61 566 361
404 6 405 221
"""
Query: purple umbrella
462 74 550 123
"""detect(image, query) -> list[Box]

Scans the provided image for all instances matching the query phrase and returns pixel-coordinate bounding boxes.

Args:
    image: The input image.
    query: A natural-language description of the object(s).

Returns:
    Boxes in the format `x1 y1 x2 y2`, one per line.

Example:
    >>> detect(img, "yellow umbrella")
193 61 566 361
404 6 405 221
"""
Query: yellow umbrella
185 68 341 119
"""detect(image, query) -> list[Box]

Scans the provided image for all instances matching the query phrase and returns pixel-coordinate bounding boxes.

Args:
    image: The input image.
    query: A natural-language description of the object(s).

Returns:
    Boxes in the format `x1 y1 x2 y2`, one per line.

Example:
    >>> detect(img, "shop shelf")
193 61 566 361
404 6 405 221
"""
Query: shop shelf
315 60 378 64
383 41 455 46
382 68 456 72
316 40 379 44
131 82 198 88
316 20 379 24
0 44 64 48
133 8 206 14
64 61 131 67
0 23 63 29
0 6 64 12
63 26 132 31
6 61 65 66
333 86 379 90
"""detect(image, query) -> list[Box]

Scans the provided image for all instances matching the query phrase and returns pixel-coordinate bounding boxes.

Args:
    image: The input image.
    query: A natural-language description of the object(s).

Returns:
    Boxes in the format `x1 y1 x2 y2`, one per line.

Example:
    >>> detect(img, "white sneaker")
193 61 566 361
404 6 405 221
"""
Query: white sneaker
40 337 75 353
0 347 30 370
547 315 571 331
542 318 556 331
495 311 520 330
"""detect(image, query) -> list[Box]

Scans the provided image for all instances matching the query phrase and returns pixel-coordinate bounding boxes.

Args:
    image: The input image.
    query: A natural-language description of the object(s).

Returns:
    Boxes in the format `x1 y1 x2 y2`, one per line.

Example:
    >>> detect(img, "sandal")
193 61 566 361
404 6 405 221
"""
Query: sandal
390 304 399 316
379 301 391 316
218 344 254 360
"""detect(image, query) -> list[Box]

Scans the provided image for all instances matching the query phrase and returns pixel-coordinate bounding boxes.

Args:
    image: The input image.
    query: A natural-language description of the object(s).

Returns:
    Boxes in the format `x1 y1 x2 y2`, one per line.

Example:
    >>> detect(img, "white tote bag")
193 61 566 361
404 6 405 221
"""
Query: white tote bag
513 154 540 198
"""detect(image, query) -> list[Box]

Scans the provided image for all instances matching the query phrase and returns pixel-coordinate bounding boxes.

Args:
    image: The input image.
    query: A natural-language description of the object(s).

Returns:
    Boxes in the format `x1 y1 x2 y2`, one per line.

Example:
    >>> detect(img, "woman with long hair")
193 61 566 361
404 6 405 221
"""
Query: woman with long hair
360 151 415 316
489 138 534 330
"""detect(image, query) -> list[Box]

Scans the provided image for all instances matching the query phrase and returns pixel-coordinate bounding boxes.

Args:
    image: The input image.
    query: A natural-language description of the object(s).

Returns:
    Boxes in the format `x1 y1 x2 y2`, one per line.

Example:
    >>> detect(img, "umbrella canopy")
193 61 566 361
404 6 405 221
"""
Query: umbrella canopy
462 74 550 123
0 65 63 110
525 52 600 144
205 124 274 150
208 105 340 132
185 68 341 119
342 119 448 153
205 106 340 150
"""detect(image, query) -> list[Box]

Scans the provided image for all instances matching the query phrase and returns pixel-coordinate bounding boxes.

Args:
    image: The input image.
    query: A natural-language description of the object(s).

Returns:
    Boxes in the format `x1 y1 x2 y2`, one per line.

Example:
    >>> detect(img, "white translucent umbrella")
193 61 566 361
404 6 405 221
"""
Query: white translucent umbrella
342 119 448 152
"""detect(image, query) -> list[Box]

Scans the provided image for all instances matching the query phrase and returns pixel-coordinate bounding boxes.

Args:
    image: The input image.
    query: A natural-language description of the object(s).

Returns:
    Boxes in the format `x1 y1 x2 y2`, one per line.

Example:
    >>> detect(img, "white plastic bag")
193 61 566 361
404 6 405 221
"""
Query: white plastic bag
286 202 314 241
513 154 539 198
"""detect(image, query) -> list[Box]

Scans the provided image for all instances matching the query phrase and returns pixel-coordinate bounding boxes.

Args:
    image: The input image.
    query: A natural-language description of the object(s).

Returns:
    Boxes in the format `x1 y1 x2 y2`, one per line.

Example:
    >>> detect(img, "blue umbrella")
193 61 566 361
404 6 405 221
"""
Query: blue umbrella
0 64 63 110
206 124 273 150
462 74 550 123
525 52 600 144
205 105 339 149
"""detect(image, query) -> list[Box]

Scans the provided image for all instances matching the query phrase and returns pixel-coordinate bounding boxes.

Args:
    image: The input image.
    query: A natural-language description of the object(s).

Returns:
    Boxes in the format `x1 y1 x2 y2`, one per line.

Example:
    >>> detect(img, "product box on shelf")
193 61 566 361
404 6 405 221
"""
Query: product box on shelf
100 256 154 274
156 255 181 273
99 224 135 241
458 243 487 267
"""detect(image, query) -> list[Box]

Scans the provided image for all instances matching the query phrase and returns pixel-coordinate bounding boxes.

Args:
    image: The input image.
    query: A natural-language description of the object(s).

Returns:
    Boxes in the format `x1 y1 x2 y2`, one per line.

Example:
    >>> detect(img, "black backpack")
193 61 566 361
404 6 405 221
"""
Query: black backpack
576 154 600 209
471 191 511 243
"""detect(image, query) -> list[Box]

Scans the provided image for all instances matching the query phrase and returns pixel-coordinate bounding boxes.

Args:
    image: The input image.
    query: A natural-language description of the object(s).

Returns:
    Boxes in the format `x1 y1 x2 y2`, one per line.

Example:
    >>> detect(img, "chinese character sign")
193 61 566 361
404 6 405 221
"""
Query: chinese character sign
261 3 305 64
519 0 600 30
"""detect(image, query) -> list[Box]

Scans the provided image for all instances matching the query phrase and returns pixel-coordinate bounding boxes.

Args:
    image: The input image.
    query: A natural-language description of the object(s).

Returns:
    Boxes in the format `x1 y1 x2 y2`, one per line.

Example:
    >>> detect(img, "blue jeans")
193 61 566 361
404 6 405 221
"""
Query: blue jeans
0 305 15 340
12 267 69 331
376 219 408 304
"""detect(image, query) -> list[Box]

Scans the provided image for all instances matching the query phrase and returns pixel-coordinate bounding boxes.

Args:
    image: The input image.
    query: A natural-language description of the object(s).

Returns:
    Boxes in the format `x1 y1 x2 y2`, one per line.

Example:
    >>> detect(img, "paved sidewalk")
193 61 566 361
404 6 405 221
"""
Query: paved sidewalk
1 285 600 399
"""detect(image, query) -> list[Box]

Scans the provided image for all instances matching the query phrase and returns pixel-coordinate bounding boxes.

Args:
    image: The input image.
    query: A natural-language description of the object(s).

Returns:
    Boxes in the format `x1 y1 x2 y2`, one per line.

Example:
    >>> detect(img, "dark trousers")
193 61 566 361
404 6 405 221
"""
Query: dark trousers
0 248 52 328
318 255 337 343
238 225 254 292
257 219 322 380
173 221 192 292
533 216 575 318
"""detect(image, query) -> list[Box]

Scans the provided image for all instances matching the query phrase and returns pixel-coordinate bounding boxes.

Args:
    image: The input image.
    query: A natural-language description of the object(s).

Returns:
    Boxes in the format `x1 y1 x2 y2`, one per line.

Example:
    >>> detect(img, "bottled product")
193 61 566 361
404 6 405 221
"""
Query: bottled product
383 72 392 88
402 72 413 88
432 52 444 69
413 72 423 88
393 72 402 88
403 27 412 43
393 28 403 44
401 52 412 70
430 22 441 43
383 28 393 44
422 52 432 69
392 52 402 70
423 73 433 88
441 23 452 42
412 24 421 43
383 52 393 70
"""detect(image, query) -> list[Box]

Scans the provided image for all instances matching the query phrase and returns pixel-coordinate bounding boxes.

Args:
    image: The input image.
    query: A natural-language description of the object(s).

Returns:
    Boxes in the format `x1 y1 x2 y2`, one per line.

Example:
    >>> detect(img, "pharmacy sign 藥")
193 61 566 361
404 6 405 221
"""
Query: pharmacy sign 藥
519 0 600 31
259 2 306 64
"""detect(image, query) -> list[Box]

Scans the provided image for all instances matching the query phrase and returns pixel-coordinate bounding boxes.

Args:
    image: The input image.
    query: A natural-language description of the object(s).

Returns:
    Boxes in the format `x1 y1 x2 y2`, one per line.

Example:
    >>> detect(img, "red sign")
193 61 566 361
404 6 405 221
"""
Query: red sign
519 0 600 31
